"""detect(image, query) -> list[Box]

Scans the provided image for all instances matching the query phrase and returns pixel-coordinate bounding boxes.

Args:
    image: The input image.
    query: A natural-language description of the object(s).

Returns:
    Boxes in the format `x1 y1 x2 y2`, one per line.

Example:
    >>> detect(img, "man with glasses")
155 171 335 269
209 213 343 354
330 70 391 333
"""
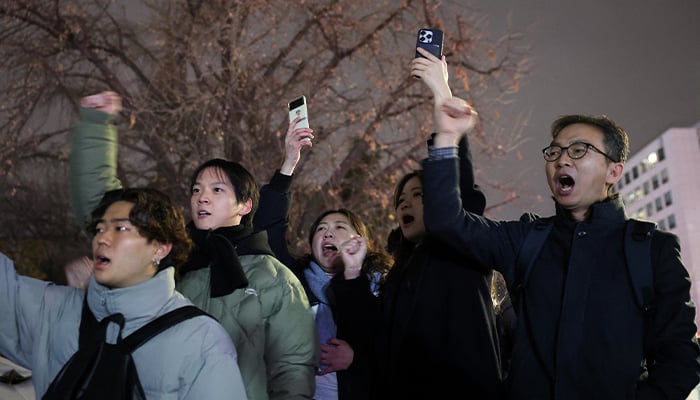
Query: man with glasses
419 97 700 400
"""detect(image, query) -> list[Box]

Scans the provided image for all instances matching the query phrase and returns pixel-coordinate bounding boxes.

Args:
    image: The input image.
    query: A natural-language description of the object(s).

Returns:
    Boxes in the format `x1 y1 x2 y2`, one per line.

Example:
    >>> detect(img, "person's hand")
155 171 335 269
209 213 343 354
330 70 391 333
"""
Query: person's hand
280 116 314 176
432 96 479 148
411 47 451 102
317 338 354 375
80 91 122 115
64 256 94 289
338 236 367 280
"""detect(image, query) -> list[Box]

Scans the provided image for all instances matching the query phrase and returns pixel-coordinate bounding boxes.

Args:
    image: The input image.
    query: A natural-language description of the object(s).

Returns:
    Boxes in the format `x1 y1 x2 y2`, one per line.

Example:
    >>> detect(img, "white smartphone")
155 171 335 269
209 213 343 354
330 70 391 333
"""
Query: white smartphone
288 96 309 129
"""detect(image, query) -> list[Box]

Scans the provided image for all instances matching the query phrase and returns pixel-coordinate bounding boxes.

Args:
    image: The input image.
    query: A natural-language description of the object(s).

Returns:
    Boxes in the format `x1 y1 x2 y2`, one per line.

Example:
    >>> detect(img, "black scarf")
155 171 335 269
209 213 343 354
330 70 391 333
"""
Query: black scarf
182 223 253 298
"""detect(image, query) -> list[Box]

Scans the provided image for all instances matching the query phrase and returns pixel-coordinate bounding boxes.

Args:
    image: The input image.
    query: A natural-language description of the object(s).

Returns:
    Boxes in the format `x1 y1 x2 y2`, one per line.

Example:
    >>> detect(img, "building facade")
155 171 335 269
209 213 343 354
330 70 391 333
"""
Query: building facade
613 122 700 329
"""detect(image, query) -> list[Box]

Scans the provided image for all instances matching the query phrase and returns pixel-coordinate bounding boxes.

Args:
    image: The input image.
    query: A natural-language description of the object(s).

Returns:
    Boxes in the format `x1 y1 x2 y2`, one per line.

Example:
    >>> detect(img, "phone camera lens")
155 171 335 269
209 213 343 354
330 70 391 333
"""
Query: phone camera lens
419 30 433 43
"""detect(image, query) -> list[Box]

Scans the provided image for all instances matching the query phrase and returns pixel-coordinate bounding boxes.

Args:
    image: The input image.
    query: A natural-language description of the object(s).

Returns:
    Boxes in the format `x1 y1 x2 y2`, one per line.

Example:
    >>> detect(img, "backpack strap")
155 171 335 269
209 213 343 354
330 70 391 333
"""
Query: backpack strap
513 217 553 310
624 218 657 316
78 294 126 348
78 294 99 348
514 216 657 316
513 216 555 383
119 306 213 352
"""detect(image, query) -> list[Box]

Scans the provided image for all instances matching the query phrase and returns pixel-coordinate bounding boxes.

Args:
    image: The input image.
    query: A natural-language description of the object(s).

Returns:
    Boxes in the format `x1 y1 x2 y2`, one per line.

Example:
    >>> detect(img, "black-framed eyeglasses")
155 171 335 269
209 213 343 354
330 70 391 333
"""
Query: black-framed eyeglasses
542 141 617 162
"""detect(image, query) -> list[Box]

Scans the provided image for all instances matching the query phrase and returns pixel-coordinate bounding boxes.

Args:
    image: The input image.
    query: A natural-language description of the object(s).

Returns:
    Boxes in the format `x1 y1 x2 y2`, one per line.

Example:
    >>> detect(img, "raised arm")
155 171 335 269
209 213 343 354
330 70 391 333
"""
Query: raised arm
413 47 485 214
0 252 78 374
253 116 313 267
69 91 124 231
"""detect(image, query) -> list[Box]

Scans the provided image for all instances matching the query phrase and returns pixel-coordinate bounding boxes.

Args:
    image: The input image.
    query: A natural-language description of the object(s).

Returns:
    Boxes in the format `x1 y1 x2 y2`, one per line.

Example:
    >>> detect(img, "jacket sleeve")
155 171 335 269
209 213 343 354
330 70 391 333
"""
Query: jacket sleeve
458 135 486 215
264 270 319 399
254 171 295 268
330 274 381 356
427 133 486 215
0 253 72 370
69 107 123 232
421 156 528 282
0 253 40 368
636 231 700 399
181 323 249 400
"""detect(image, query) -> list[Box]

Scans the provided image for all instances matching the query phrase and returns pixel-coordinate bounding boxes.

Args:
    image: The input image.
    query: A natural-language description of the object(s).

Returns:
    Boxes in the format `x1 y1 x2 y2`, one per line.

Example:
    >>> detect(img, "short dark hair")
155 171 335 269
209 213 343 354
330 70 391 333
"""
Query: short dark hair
88 188 193 273
550 115 629 164
189 158 259 228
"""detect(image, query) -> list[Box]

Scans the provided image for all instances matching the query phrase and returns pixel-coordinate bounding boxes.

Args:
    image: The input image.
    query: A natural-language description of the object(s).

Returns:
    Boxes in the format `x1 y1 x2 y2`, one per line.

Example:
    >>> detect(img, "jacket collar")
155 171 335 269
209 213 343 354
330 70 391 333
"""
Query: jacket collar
554 196 627 226
86 267 175 323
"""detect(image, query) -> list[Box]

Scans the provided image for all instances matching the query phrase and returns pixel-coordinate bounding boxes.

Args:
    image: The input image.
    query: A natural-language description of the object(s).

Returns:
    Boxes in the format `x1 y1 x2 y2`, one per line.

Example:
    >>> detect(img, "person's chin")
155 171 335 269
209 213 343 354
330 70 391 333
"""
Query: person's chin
402 225 424 241
555 195 584 212
193 221 211 230
93 274 112 288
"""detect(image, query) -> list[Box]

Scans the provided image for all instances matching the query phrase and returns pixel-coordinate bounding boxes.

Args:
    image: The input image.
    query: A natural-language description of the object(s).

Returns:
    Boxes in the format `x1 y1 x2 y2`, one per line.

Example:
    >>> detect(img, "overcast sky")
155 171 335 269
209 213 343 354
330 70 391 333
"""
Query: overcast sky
460 0 700 218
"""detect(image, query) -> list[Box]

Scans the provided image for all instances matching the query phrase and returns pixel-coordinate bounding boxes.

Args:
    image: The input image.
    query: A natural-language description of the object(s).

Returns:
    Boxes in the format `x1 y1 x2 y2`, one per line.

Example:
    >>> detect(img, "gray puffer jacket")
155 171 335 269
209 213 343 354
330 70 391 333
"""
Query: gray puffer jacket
0 253 247 399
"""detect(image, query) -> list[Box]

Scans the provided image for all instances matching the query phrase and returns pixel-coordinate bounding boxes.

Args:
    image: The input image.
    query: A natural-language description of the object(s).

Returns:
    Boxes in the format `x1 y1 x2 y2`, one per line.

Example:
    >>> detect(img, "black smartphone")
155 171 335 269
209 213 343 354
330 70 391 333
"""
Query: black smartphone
415 28 444 58
288 96 309 129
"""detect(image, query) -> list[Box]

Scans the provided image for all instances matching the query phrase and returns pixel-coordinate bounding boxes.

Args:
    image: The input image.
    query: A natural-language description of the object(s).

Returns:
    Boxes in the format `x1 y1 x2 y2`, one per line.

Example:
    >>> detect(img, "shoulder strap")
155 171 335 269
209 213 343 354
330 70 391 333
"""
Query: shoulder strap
120 306 212 353
513 216 554 382
79 295 125 349
513 216 656 316
79 294 99 348
514 218 553 303
624 218 657 315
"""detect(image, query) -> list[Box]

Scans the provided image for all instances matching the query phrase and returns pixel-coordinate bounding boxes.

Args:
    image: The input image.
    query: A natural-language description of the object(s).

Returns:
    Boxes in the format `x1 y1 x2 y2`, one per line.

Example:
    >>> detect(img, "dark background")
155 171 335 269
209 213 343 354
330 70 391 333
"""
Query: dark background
469 0 700 218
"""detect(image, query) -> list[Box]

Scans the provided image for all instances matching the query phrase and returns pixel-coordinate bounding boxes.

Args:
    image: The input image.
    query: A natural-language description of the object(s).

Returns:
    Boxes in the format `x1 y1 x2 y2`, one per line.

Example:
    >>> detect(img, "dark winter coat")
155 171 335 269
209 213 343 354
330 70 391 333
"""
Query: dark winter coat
422 156 700 400
332 136 506 400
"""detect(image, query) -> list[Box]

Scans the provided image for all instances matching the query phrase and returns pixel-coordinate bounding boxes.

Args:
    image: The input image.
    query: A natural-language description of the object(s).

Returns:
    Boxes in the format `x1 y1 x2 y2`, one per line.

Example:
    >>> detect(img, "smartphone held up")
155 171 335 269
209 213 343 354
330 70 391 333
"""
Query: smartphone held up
288 96 309 130
415 28 444 59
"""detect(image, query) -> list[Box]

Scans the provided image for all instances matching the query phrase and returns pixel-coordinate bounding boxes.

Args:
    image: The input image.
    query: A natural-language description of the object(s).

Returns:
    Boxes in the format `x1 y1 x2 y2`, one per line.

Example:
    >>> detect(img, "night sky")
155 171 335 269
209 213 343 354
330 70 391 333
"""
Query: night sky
463 0 700 218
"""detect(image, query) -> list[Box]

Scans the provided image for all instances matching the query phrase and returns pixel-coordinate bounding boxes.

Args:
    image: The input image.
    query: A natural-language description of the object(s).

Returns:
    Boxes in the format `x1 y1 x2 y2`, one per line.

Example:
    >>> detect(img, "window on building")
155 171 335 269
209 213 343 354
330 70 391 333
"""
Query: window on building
641 161 648 174
634 186 643 202
617 181 624 191
632 166 639 179
646 203 653 217
658 147 665 161
664 191 673 206
643 181 650 195
661 169 669 184
668 214 676 230
658 219 666 231
655 197 663 212
625 172 631 185
637 208 647 219
652 175 659 190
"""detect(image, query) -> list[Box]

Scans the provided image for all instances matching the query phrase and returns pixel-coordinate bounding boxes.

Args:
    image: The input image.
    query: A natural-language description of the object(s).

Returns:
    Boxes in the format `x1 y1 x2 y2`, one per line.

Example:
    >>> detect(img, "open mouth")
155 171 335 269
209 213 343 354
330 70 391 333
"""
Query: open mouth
95 255 110 267
322 244 338 258
558 175 575 192
401 214 415 224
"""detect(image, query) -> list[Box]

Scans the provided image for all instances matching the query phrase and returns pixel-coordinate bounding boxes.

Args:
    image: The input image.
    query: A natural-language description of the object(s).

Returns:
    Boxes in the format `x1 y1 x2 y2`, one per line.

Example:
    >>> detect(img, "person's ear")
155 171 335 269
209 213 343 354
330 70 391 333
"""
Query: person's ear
238 198 253 216
154 242 173 265
606 162 624 186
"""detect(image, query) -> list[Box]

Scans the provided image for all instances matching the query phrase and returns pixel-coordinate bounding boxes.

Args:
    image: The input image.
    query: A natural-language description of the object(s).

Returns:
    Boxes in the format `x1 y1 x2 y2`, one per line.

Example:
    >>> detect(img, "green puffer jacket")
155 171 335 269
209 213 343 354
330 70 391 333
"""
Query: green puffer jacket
70 107 319 400
178 259 317 400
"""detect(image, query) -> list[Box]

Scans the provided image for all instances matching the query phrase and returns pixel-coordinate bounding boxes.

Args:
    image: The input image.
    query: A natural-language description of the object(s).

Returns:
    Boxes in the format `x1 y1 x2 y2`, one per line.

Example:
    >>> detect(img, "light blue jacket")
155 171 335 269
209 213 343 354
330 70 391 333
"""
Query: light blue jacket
0 253 248 399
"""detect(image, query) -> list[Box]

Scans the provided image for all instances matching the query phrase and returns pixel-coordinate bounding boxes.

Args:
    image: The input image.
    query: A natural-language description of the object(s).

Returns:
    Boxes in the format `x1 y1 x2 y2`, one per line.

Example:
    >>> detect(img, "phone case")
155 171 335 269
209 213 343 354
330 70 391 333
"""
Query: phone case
288 96 309 129
415 28 444 58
